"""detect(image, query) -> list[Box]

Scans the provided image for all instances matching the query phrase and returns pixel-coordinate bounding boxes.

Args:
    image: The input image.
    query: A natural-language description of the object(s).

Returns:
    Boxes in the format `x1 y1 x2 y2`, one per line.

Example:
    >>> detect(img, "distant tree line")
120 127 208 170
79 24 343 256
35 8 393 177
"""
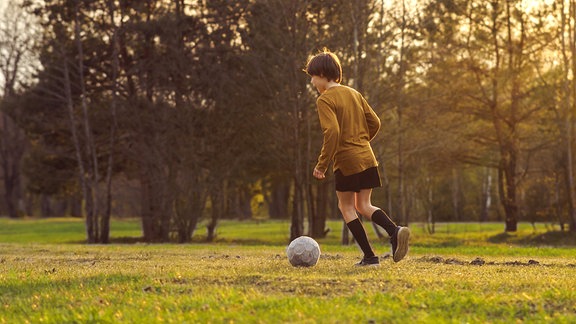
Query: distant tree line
1 0 576 243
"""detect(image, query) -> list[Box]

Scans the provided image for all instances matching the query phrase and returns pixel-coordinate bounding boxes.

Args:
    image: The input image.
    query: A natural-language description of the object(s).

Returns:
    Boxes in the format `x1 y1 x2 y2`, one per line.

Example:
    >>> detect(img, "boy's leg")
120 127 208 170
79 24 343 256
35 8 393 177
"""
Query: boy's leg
356 189 410 262
355 189 397 236
370 209 398 237
346 219 375 258
337 191 377 264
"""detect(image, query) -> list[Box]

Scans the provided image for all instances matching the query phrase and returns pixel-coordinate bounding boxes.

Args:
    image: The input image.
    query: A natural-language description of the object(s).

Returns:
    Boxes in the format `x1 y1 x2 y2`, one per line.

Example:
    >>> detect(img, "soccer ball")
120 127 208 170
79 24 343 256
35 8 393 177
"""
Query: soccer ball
286 236 321 267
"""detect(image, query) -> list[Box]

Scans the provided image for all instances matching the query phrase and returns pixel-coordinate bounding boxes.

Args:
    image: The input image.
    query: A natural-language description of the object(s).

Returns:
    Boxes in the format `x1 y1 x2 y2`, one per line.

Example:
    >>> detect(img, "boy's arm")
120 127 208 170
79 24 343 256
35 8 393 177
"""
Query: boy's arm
315 98 339 173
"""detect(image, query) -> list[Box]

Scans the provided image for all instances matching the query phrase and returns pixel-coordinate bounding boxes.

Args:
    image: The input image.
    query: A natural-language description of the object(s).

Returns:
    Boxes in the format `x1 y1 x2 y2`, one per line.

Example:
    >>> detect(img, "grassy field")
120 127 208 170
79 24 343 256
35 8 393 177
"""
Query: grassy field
1 218 576 323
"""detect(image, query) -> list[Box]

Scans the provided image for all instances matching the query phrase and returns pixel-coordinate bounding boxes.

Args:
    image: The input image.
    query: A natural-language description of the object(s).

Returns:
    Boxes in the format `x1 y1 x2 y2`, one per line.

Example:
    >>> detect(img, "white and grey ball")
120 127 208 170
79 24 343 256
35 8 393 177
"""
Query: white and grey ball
286 236 321 267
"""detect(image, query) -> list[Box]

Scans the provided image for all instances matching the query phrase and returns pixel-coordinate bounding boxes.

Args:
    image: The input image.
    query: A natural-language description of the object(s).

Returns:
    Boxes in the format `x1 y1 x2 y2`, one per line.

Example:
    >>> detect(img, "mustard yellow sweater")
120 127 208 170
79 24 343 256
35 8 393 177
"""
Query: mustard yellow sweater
315 85 380 176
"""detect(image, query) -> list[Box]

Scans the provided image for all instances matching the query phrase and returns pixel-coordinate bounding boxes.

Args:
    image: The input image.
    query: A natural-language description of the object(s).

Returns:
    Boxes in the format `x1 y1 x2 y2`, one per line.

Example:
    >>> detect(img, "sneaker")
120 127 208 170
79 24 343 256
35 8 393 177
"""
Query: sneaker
391 226 410 262
355 255 380 267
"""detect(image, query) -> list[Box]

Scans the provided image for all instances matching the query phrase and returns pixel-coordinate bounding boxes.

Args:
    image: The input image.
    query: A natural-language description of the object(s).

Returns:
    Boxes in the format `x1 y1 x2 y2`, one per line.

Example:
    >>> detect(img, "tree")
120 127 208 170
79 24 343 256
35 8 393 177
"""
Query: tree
18 0 126 241
242 0 321 241
13 0 576 242
0 0 37 218
428 0 554 231
557 0 576 231
114 0 249 242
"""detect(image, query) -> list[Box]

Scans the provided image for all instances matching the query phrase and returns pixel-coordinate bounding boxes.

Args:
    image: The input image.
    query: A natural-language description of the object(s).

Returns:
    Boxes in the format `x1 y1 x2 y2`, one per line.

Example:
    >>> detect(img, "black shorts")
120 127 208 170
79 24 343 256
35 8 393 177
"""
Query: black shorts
334 167 382 192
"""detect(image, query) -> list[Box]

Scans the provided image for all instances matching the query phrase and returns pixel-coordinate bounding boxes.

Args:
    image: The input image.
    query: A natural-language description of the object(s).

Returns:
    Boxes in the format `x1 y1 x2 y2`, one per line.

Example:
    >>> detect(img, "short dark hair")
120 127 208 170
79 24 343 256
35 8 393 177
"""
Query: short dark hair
305 49 342 83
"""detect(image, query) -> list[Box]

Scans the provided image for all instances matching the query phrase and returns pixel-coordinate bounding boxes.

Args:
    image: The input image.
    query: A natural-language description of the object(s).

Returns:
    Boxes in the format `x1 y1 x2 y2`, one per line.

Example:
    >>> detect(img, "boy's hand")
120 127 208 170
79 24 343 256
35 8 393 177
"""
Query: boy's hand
313 168 326 180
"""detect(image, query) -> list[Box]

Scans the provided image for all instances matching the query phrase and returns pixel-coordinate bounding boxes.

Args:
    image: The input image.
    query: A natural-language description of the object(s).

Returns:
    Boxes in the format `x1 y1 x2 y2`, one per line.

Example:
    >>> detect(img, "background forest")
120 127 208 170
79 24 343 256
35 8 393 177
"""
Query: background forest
0 0 574 243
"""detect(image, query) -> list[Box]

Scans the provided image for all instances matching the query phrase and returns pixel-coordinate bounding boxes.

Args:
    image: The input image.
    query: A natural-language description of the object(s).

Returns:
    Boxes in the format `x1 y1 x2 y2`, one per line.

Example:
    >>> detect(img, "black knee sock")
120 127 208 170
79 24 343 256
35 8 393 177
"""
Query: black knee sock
346 218 375 258
371 209 397 237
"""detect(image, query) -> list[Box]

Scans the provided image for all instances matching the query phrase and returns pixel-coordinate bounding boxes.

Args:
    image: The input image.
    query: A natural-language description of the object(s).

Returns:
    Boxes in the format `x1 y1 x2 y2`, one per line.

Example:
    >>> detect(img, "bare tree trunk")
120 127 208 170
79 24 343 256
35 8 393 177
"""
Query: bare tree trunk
426 176 435 234
0 112 24 218
451 168 461 221
498 157 518 232
310 178 330 238
268 178 289 219
101 0 120 243
501 0 525 232
290 72 304 241
63 56 94 242
290 99 304 240
40 194 52 217
207 181 224 242
140 168 156 242
74 4 100 241
306 85 327 237
478 0 521 232
480 167 492 222
290 179 305 241
555 172 565 231
396 0 408 225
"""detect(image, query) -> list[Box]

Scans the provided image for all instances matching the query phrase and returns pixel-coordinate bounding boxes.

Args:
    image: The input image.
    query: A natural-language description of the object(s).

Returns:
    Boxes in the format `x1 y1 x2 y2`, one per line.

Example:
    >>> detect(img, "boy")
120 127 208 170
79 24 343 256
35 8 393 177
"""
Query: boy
305 49 410 266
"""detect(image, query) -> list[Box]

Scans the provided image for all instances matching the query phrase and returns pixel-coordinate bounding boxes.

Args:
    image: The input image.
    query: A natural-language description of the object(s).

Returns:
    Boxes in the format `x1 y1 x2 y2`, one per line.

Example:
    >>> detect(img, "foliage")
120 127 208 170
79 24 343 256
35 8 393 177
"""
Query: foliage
3 0 576 243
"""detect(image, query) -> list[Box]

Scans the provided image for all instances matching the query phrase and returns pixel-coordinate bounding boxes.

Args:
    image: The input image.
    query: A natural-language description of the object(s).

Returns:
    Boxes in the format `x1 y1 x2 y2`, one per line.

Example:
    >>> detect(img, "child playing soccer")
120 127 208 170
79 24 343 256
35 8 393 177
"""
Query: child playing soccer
305 49 410 266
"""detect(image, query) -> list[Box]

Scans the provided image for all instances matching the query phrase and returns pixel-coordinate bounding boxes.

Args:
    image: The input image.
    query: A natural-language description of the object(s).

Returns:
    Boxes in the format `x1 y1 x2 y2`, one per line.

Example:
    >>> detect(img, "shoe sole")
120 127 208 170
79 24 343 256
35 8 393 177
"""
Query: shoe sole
393 227 410 262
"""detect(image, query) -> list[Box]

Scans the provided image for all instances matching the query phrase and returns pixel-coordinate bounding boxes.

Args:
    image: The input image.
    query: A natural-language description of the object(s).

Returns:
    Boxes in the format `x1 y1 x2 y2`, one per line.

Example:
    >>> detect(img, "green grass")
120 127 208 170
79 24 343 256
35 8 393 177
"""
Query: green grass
1 218 576 323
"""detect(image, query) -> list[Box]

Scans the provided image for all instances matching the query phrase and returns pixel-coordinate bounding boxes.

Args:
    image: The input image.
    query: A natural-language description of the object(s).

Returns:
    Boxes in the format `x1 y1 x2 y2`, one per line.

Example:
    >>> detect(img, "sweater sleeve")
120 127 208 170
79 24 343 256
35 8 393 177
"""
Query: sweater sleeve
362 96 380 141
315 97 340 173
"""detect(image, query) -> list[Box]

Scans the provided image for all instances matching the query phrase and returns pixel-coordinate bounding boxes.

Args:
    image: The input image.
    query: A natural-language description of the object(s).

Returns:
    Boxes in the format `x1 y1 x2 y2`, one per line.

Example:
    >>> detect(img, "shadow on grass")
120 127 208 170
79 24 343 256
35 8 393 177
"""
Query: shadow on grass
67 236 281 246
66 236 147 244
488 231 576 246
64 229 576 248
